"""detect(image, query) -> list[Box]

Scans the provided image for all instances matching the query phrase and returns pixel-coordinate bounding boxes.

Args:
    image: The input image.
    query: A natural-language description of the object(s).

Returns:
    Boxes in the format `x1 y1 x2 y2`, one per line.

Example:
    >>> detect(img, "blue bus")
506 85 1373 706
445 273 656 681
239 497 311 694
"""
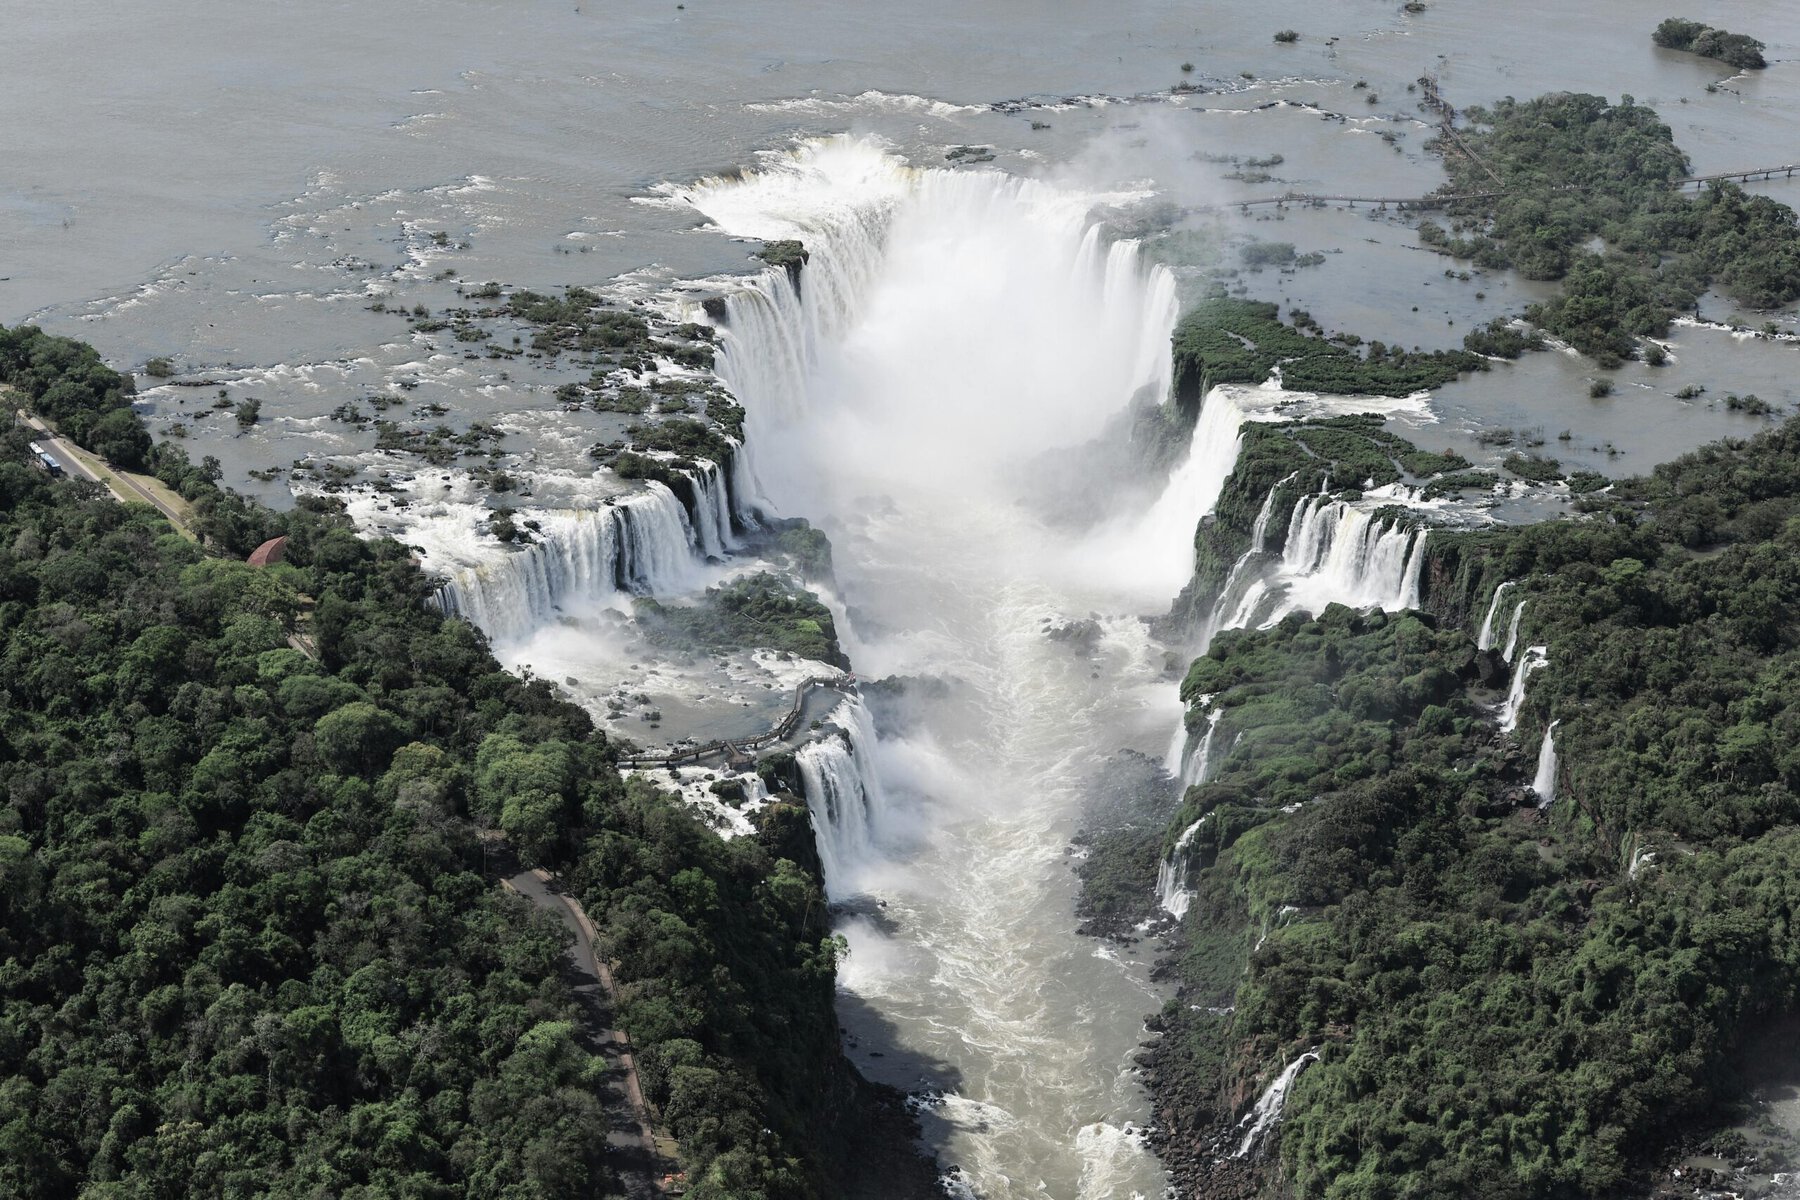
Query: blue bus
27 441 64 478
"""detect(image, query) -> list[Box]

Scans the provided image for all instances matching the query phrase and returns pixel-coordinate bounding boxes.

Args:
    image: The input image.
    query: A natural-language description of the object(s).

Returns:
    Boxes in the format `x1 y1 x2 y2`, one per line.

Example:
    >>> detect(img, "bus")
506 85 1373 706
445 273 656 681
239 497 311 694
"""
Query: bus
26 441 64 478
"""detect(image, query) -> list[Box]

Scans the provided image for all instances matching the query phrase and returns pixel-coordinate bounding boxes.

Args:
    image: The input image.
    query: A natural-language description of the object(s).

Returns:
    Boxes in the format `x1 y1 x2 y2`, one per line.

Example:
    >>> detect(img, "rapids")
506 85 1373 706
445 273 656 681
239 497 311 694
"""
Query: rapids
690 135 1197 1198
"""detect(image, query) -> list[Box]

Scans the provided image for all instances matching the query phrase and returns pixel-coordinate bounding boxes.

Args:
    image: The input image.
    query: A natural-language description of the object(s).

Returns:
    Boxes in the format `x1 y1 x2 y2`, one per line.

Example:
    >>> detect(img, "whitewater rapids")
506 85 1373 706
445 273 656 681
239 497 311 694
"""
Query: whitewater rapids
686 135 1202 1198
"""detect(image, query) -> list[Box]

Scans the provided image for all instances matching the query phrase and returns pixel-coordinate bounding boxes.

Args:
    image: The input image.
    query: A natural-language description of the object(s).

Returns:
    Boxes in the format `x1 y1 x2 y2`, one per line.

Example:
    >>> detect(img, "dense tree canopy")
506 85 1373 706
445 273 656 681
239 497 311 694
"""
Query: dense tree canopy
0 325 913 1199
1112 412 1800 1198
1425 93 1800 362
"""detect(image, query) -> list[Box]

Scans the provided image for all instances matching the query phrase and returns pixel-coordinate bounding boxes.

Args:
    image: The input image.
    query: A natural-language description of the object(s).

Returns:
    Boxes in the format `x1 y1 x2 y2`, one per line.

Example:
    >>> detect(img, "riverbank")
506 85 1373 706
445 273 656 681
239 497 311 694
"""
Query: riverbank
1102 402 1800 1197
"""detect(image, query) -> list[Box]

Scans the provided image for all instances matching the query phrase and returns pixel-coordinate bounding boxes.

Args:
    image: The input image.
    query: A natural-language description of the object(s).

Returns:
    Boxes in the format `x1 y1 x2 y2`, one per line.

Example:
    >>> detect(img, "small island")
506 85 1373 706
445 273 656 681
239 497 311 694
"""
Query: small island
1653 17 1767 71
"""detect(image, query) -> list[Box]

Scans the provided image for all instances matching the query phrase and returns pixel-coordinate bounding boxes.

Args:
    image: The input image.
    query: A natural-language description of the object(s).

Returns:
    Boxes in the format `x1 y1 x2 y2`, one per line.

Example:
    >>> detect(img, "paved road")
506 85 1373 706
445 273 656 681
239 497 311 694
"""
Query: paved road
16 408 196 536
502 856 669 1198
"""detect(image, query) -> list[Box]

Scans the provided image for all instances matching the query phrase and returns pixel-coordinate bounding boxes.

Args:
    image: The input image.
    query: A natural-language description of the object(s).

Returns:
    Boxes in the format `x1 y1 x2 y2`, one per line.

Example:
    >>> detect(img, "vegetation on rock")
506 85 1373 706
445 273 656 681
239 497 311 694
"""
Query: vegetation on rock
1170 299 1485 413
0 323 930 1200
1653 18 1767 70
635 572 848 668
1428 93 1800 362
1115 412 1800 1198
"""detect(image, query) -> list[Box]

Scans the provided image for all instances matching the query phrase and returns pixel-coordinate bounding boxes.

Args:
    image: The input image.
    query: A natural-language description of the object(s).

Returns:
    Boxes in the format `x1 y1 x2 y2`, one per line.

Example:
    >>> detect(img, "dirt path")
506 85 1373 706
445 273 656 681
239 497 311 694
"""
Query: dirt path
498 849 676 1197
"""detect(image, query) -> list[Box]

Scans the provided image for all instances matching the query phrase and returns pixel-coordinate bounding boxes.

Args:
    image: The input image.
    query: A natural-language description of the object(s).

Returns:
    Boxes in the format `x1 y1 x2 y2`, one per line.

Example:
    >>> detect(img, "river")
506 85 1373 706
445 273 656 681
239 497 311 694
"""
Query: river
6 2 1798 1195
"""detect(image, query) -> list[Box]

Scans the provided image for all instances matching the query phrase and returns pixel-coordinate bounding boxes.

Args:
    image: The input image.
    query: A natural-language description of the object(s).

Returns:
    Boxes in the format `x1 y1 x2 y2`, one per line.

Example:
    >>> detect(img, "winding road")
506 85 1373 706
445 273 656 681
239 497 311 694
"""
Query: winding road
498 847 675 1197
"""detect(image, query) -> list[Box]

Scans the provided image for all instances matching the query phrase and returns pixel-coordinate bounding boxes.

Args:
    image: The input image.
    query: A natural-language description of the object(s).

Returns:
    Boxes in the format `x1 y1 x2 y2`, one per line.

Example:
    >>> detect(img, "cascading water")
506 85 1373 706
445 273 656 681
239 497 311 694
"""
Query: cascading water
1155 814 1211 921
1533 720 1560 808
1179 708 1225 790
1213 488 1428 631
1230 1050 1320 1160
1156 708 1224 921
796 696 891 899
1248 472 1298 553
1498 646 1548 733
683 456 742 560
1477 580 1515 650
680 134 1203 1198
1501 599 1527 663
1200 471 1300 645
435 481 703 644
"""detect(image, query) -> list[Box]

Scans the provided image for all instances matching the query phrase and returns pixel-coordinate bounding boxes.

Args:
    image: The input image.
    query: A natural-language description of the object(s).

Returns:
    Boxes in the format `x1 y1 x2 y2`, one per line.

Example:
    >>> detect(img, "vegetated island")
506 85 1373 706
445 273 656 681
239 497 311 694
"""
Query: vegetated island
1421 91 1800 365
0 323 940 1200
1653 18 1768 71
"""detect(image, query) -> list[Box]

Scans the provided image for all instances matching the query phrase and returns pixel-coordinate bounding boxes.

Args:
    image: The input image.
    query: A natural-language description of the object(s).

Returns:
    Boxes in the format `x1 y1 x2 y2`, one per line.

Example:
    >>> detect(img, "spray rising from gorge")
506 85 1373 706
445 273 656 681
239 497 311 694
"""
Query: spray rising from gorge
408 132 1456 1194
680 134 1209 1197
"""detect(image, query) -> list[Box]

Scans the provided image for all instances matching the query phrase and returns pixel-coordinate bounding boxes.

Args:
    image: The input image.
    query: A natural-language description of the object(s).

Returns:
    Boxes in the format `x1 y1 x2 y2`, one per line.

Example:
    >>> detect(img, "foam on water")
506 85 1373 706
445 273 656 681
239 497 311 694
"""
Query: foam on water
684 134 1190 1198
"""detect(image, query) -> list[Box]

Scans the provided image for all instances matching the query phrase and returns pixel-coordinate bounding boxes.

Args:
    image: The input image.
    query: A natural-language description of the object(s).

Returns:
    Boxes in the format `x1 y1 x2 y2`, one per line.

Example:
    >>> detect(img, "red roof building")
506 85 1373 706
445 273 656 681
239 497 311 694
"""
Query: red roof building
247 535 289 567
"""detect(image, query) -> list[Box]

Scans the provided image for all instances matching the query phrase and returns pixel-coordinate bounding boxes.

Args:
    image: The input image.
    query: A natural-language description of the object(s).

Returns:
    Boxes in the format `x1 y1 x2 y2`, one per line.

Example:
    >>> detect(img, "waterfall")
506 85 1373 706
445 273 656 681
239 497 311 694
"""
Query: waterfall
1202 488 1428 642
795 696 890 899
1477 580 1515 650
695 136 1181 531
1249 472 1300 553
1155 815 1211 921
1255 491 1429 625
1498 646 1548 733
1115 386 1253 595
1200 472 1301 645
1231 1050 1320 1160
435 482 704 644
1156 709 1226 921
1501 600 1527 663
1532 720 1560 808
1180 708 1225 789
683 456 741 559
676 134 1197 1195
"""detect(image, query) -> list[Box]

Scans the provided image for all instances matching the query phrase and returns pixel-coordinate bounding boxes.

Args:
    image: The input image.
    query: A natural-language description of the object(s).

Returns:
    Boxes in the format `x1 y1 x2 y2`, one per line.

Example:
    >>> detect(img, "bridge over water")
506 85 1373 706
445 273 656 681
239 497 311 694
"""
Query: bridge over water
1202 163 1800 215
615 675 858 771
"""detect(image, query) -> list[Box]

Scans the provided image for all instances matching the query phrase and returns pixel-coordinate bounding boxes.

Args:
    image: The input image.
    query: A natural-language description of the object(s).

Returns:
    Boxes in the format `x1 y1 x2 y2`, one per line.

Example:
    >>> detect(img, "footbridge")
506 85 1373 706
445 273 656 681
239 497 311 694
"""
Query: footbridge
1203 164 1800 215
615 675 859 771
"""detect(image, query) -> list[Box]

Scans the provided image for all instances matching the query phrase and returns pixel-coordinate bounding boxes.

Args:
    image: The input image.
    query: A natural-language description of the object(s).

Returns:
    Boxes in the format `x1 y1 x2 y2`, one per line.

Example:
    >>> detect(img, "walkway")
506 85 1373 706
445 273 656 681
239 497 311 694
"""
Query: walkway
1202 164 1800 214
616 675 859 771
495 840 678 1197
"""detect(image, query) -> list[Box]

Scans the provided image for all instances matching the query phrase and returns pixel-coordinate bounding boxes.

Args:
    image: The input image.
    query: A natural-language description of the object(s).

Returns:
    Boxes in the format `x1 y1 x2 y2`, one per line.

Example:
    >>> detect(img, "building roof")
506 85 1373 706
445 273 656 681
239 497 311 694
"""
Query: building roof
247 535 289 567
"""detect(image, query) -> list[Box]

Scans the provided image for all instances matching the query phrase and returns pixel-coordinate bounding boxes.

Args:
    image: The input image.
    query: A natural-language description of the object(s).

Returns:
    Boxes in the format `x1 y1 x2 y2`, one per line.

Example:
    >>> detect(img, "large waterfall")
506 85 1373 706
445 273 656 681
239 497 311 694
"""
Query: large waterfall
434 465 736 645
1203 484 1430 639
796 696 891 899
679 134 1202 1198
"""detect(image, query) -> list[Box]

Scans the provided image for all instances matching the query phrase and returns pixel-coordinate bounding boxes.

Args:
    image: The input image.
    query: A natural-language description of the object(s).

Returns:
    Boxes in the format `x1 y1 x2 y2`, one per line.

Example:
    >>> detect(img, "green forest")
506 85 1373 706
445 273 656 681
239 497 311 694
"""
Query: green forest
1425 92 1800 363
0 324 925 1199
1100 404 1800 1197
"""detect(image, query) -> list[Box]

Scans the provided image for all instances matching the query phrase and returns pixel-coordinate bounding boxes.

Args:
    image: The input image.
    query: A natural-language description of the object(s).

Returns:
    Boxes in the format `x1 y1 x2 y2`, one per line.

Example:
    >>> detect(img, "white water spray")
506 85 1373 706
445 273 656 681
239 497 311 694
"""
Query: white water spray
435 481 707 644
1501 599 1527 663
1155 814 1211 921
1477 580 1515 650
682 135 1196 1198
1231 1050 1320 1160
796 697 891 899
1498 646 1548 733
1532 720 1560 808
1215 488 1428 631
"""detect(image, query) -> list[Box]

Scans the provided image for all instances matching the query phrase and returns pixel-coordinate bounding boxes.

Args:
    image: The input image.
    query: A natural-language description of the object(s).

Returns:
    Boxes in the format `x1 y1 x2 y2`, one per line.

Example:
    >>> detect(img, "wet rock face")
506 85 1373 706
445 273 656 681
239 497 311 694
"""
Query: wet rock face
1474 647 1508 689
1045 617 1104 654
